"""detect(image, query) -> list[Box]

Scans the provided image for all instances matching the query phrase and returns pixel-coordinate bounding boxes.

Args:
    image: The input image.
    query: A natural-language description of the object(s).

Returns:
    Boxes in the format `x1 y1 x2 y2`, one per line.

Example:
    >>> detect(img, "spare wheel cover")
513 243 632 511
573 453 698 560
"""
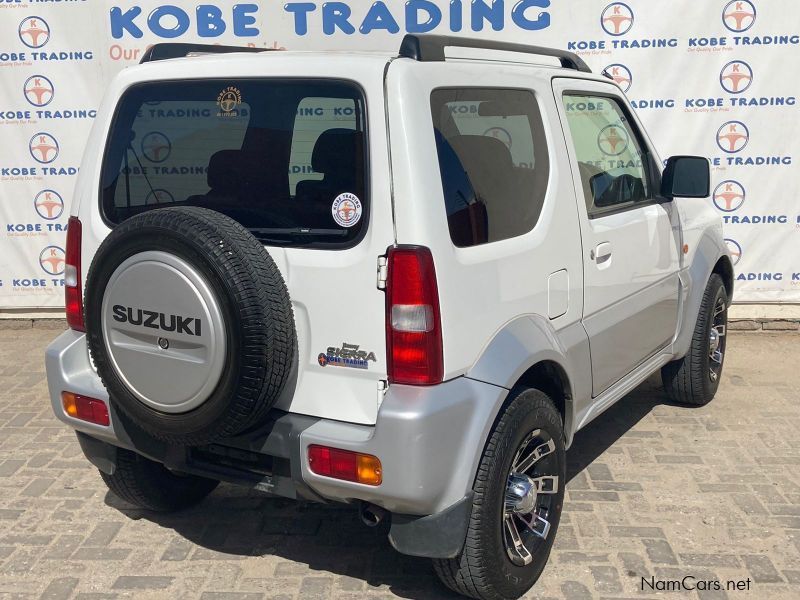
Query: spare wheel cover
100 250 226 413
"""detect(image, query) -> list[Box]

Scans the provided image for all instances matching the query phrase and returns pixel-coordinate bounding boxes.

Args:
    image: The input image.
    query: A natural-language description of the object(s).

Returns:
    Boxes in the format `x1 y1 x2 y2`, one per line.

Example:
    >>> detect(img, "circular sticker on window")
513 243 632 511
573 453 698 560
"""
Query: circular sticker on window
331 192 362 228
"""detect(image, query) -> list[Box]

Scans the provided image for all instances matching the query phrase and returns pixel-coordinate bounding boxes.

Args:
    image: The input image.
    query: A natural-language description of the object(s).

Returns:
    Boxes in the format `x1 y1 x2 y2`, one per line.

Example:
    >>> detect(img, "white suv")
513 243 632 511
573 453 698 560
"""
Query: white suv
45 35 733 600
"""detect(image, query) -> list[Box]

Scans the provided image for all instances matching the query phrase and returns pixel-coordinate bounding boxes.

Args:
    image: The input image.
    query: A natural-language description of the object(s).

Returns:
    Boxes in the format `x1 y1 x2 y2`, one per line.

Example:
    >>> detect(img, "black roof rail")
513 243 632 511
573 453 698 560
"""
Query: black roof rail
398 34 591 73
140 43 273 64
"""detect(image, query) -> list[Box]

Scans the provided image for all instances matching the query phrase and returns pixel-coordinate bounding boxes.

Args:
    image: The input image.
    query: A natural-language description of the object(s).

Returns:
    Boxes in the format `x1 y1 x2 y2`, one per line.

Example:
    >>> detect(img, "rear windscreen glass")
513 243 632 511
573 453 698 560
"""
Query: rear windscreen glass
100 79 368 247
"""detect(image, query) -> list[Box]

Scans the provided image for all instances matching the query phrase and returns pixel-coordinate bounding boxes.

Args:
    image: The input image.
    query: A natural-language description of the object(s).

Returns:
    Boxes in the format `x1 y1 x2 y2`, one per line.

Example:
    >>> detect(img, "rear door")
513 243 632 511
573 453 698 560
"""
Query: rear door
94 63 395 424
553 79 680 395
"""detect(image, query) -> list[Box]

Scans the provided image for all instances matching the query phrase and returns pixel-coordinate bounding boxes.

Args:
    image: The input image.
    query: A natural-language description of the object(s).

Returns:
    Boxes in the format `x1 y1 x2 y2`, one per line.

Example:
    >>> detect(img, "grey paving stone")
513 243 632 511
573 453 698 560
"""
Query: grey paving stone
111 576 174 589
741 554 784 583
0 330 797 600
39 577 79 600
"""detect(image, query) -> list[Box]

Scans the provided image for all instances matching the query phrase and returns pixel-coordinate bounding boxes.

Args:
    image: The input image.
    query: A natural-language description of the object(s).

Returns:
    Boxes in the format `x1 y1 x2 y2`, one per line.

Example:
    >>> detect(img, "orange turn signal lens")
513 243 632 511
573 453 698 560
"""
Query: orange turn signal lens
61 392 110 426
308 445 382 486
356 453 383 486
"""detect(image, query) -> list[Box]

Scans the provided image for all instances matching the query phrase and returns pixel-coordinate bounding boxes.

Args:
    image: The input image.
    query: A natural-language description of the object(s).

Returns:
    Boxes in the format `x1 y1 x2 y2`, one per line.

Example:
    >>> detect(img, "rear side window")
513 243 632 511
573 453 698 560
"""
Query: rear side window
101 79 367 247
430 88 549 247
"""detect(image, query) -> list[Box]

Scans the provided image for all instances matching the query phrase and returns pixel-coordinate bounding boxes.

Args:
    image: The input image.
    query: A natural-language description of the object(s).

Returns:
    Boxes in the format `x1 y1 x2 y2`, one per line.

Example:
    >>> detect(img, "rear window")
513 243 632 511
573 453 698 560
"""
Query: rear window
101 79 367 247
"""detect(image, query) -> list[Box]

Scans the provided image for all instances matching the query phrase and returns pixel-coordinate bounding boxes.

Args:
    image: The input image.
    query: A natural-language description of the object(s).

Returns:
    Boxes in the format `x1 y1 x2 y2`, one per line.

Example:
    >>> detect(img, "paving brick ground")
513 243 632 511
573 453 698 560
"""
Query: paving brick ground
1 328 798 599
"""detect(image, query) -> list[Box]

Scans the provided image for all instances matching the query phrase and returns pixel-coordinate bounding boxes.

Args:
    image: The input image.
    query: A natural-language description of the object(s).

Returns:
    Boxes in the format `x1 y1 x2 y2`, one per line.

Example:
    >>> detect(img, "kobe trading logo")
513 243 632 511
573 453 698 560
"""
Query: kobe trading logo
724 238 742 266
720 61 753 94
39 245 65 276
713 181 746 212
18 16 50 49
34 190 64 220
29 133 59 163
24 75 55 107
604 64 632 92
601 3 634 36
716 121 749 153
141 132 171 163
484 126 513 149
723 0 756 32
597 124 629 156
216 86 242 117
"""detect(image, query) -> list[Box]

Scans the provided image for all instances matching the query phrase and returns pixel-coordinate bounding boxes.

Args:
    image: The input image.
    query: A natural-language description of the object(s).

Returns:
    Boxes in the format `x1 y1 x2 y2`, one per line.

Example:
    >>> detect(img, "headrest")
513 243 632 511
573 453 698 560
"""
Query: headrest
207 149 244 191
446 135 514 174
311 128 362 174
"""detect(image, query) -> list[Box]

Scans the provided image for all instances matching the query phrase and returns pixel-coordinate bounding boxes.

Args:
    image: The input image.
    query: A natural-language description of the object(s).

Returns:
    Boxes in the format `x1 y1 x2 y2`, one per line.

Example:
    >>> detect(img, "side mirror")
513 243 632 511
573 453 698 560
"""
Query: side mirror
661 156 710 199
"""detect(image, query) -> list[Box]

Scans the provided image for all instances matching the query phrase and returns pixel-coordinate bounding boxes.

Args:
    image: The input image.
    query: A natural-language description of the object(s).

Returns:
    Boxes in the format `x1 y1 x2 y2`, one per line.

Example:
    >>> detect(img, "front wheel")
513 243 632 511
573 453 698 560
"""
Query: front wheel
433 389 565 600
662 273 728 406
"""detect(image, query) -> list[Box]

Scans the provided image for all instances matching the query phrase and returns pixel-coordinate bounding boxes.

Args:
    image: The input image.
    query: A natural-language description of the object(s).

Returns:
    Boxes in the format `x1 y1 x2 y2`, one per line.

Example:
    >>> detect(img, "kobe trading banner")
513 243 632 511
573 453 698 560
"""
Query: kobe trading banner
0 0 798 309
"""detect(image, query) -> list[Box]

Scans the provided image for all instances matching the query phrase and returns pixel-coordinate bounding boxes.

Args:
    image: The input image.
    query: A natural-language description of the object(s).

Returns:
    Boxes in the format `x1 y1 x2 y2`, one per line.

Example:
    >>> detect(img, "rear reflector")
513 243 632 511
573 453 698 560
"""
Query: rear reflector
385 246 443 385
61 392 109 426
307 445 382 486
65 216 85 332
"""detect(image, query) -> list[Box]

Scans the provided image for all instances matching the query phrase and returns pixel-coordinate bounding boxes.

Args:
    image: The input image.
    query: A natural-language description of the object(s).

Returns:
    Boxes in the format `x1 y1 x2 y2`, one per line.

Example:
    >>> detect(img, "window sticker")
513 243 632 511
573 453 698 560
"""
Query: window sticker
216 86 242 117
331 192 362 228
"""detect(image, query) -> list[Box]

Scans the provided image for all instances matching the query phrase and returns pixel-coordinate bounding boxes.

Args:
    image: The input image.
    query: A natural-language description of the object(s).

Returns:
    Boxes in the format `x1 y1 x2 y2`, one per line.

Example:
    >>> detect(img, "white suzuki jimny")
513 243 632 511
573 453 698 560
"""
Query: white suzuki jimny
46 35 733 599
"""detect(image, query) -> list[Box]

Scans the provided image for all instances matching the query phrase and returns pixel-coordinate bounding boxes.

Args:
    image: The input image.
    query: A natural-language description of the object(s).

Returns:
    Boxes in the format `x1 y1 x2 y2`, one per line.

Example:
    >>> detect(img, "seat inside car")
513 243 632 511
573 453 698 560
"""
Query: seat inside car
296 128 363 202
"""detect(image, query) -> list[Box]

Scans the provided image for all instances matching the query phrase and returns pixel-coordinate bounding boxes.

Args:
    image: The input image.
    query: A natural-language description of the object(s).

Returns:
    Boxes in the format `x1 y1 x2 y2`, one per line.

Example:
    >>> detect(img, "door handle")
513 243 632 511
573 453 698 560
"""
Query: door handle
592 242 612 264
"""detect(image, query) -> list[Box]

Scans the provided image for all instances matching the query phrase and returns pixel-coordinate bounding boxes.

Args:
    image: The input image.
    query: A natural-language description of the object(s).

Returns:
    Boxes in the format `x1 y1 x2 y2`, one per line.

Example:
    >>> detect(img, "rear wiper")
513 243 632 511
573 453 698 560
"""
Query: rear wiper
249 228 348 237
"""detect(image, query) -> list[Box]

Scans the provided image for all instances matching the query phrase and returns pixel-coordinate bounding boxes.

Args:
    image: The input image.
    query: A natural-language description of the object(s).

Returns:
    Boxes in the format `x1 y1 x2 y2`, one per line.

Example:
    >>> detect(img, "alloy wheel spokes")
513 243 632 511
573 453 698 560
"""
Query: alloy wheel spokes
503 429 559 567
518 510 551 540
532 475 559 494
504 514 533 565
709 296 728 382
512 436 556 474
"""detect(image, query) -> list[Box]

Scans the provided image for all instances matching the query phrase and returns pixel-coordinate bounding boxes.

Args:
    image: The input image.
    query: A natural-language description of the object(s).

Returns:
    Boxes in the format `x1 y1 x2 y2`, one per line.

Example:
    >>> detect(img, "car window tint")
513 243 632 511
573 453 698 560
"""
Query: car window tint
562 94 651 216
430 88 549 247
100 80 367 248
289 97 357 195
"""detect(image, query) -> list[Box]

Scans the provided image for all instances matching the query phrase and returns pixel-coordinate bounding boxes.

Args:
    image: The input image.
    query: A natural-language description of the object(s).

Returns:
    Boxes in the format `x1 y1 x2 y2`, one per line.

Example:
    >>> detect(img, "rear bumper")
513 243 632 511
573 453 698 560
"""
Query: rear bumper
46 329 508 554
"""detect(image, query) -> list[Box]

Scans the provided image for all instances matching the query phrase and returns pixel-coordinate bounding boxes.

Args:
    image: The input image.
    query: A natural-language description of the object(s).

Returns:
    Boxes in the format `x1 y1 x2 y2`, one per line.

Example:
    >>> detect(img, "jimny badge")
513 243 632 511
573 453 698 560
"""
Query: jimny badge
318 342 376 370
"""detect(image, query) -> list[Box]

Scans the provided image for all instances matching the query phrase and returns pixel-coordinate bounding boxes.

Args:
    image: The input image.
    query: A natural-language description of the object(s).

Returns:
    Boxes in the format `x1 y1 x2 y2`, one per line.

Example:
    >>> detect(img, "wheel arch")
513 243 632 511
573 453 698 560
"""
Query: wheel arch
466 315 590 449
512 360 573 446
674 232 733 359
712 254 734 303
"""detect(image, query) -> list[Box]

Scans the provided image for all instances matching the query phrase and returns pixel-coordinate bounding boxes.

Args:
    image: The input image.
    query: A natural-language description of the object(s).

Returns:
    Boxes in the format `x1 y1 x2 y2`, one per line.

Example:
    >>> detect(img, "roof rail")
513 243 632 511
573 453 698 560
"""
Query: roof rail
398 34 591 73
139 43 273 64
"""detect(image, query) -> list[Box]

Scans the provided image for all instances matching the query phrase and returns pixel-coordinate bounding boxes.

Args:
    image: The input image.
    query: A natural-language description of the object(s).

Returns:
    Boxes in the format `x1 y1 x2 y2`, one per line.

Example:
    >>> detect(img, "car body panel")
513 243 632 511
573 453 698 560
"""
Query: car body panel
47 49 731 526
70 53 398 425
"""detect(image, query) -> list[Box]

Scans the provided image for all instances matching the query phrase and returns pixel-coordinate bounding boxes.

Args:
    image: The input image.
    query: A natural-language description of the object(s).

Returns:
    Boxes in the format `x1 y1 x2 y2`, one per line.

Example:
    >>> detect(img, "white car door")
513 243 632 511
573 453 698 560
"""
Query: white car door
553 79 681 396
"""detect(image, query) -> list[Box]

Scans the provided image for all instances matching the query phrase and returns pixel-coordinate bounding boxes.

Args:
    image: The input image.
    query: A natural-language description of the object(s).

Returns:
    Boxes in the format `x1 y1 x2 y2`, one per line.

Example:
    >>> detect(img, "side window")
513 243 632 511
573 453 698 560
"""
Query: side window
430 88 549 247
562 94 652 217
288 97 357 195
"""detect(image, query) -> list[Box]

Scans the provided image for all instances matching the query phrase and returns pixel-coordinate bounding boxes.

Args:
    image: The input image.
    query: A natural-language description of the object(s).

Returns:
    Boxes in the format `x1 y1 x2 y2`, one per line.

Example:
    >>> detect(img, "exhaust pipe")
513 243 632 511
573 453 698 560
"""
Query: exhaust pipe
359 501 387 527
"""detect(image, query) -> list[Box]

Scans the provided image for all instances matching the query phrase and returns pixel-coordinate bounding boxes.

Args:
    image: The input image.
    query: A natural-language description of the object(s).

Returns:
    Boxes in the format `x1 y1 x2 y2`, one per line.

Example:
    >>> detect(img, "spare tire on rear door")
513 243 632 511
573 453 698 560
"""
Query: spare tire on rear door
84 207 296 446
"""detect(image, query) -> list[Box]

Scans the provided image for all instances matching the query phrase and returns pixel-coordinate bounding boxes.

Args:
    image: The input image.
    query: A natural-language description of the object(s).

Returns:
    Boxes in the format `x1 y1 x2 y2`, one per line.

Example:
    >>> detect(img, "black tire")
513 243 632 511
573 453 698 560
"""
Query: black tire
433 389 566 600
661 274 728 406
84 207 296 446
100 447 218 512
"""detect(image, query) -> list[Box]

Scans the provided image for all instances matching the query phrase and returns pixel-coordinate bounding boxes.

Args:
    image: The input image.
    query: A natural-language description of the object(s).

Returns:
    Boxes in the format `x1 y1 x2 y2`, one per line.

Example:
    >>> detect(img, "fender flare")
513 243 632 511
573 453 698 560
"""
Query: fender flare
673 232 733 359
466 314 591 448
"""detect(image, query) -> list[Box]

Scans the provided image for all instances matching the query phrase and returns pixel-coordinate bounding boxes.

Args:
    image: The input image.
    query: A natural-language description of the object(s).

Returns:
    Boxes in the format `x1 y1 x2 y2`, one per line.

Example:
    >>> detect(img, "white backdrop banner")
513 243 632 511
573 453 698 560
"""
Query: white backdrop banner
1 0 798 308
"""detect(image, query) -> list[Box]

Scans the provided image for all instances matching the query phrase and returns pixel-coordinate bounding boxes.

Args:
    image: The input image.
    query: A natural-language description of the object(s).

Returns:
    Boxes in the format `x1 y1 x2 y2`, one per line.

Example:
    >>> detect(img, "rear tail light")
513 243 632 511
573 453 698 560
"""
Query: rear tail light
385 246 443 385
307 445 382 486
61 391 109 426
65 216 84 331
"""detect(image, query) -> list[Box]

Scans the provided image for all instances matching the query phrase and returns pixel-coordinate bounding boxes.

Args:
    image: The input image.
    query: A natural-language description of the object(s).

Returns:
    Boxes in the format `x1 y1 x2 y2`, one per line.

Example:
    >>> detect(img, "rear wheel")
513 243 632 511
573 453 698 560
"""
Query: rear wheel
661 274 728 406
100 447 218 512
433 389 565 600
